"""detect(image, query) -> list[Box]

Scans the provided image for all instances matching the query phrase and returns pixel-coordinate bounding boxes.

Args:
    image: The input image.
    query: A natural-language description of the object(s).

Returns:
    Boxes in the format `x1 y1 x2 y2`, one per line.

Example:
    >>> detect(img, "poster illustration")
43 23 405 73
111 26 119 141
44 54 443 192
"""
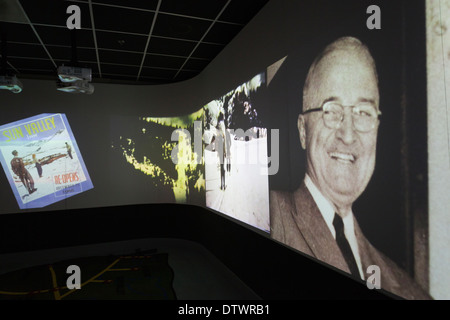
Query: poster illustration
0 113 93 209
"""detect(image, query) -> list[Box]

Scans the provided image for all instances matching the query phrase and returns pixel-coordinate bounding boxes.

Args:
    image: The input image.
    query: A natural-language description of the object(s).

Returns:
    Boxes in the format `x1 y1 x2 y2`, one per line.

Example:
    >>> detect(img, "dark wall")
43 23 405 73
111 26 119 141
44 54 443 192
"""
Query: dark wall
0 203 395 300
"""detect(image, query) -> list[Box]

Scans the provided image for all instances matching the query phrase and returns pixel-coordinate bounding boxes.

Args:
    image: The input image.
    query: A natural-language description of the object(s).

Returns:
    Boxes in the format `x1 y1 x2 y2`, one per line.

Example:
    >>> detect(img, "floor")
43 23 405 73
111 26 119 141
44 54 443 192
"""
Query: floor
0 238 260 300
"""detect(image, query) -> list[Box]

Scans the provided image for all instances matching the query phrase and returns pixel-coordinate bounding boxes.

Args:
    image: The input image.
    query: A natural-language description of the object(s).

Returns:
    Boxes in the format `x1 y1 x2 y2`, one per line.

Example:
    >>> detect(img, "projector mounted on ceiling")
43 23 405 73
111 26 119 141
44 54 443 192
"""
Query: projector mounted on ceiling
0 75 23 93
57 65 92 83
55 29 94 94
56 79 94 94
56 65 94 94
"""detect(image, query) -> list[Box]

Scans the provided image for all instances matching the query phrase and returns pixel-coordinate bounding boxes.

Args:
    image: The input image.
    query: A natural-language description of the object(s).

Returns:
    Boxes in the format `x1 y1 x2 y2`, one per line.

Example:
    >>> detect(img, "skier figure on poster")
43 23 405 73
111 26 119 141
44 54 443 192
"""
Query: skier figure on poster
65 142 73 159
10 150 37 195
32 154 43 178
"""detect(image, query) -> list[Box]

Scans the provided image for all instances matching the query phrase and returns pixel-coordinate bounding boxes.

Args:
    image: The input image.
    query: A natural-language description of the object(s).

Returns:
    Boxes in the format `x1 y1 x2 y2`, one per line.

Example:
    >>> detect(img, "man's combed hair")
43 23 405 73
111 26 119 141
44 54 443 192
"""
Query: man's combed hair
302 37 379 112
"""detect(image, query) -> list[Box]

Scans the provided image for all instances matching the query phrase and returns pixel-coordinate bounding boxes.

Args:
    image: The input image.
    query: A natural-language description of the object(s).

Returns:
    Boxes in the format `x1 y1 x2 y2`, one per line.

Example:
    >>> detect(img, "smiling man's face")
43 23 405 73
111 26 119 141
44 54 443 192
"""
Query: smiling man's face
299 47 380 212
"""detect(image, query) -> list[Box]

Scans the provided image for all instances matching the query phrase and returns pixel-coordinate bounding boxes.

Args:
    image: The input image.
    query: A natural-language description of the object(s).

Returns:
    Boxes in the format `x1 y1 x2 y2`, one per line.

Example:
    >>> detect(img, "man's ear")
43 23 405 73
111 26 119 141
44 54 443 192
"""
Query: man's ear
298 114 306 150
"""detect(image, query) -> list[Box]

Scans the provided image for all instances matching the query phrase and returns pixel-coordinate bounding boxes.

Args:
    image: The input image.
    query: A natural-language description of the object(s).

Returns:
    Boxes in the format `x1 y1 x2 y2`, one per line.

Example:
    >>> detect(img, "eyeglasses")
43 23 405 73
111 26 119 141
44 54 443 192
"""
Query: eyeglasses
302 101 382 132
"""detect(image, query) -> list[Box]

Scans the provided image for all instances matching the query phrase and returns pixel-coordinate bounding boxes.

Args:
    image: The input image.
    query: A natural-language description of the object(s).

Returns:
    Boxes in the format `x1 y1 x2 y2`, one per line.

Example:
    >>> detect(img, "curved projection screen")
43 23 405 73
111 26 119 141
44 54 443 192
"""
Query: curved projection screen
111 71 270 232
0 0 446 300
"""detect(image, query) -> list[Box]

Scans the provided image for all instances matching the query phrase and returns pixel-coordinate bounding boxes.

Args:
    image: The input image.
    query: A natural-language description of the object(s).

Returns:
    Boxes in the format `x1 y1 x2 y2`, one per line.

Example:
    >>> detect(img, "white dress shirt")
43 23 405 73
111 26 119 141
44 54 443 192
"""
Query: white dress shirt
304 174 364 280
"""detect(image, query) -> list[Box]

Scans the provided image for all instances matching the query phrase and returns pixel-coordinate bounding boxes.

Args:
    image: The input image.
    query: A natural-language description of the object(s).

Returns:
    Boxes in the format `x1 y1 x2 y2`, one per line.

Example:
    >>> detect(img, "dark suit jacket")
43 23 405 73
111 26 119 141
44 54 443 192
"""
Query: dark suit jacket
270 182 432 300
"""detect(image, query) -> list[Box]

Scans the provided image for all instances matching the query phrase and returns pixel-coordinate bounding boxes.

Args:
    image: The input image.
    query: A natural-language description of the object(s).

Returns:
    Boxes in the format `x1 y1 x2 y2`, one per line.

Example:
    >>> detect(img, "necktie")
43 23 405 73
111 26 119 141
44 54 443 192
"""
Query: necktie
333 213 360 278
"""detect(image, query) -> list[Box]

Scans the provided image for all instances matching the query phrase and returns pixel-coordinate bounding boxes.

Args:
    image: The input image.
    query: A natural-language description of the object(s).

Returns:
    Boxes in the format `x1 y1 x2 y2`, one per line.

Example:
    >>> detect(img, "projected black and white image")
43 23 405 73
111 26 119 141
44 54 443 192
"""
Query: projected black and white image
204 73 270 232
267 30 432 299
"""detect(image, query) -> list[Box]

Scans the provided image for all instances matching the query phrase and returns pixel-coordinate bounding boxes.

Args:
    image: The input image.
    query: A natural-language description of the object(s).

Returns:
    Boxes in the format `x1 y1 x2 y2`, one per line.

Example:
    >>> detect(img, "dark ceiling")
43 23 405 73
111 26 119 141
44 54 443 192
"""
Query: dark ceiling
0 0 269 85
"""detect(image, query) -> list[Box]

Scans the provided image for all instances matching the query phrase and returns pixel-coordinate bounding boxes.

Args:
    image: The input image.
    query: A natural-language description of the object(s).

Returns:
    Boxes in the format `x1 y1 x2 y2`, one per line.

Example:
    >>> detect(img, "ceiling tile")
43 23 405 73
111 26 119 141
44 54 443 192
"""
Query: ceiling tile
17 68 55 76
153 13 211 41
47 45 97 62
34 25 95 47
92 4 155 34
144 53 185 70
0 22 39 44
159 0 230 20
99 49 143 65
147 37 196 57
91 0 159 11
6 42 48 59
96 30 147 52
101 63 139 76
8 57 55 72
